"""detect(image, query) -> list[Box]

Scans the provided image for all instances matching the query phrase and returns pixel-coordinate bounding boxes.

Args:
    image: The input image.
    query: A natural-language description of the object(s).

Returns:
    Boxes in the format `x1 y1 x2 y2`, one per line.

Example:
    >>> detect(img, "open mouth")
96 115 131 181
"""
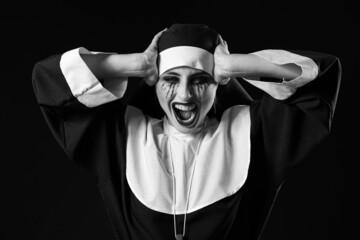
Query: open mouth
172 102 198 127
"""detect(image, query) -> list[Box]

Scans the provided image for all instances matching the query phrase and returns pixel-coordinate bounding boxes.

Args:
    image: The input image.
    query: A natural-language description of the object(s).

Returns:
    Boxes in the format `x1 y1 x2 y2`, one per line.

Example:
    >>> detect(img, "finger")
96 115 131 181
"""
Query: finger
218 34 225 45
151 28 167 46
222 39 229 53
219 77 231 85
147 28 167 53
144 76 158 86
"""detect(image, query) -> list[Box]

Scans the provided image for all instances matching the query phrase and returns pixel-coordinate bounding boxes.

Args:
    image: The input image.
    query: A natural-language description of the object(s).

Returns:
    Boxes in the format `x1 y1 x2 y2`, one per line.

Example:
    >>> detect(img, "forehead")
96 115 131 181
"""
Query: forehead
161 66 209 77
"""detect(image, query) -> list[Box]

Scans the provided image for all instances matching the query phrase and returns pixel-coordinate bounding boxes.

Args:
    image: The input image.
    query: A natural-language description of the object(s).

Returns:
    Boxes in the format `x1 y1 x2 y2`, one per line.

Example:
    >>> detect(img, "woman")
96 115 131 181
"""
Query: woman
32 24 341 240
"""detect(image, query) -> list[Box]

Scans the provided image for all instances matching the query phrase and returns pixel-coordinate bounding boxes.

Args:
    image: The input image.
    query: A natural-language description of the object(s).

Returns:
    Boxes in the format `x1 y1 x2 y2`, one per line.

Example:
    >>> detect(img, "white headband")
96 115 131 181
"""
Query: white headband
158 46 214 76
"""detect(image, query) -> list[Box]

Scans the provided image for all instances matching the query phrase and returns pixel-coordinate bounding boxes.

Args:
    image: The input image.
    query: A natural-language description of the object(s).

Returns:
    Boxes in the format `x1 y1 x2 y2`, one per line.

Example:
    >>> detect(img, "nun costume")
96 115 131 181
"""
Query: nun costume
32 24 341 240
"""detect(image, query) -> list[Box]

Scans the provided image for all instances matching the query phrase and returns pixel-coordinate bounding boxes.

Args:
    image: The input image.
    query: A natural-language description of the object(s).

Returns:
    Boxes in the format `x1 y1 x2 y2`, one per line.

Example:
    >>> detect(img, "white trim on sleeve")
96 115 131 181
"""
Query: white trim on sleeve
244 50 319 100
60 47 127 108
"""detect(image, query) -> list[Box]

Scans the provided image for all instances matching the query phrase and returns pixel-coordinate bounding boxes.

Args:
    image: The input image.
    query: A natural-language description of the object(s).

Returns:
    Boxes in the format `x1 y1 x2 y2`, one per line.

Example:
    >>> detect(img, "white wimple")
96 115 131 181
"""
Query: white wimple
125 105 251 214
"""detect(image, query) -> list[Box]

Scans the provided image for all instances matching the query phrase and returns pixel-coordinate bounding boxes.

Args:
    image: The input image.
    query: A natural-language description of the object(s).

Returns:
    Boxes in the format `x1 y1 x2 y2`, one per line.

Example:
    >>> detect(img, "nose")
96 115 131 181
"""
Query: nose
177 81 192 100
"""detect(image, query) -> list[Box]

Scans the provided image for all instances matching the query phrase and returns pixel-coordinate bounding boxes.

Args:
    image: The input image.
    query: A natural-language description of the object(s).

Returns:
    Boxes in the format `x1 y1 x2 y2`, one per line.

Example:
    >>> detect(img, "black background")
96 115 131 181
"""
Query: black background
2 0 359 239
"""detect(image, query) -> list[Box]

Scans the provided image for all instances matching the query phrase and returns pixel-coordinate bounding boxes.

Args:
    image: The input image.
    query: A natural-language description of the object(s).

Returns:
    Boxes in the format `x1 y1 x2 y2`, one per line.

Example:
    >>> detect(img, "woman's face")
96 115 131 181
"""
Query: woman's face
156 67 218 133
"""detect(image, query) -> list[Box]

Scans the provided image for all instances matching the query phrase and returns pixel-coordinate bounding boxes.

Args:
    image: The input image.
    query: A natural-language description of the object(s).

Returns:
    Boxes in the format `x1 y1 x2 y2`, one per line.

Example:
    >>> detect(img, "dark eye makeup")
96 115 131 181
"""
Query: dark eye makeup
162 76 179 84
160 73 212 86
192 76 210 85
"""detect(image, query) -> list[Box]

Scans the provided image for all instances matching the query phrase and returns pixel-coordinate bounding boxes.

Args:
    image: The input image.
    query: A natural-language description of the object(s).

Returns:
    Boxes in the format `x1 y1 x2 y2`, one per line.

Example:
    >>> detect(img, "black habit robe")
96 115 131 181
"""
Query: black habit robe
32 50 341 240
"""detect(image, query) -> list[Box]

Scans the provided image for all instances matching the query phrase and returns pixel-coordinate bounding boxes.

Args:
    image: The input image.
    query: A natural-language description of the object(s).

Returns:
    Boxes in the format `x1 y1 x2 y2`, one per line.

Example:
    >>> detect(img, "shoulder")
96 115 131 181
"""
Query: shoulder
125 105 163 137
218 105 251 139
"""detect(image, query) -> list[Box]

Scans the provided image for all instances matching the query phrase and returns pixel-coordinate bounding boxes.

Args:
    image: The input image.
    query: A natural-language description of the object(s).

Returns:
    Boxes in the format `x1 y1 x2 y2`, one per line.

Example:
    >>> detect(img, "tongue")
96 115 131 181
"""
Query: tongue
179 110 191 120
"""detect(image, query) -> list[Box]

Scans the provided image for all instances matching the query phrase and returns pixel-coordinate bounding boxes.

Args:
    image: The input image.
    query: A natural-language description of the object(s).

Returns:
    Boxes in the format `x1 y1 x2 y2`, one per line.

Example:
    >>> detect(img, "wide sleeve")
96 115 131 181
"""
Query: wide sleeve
32 49 128 185
243 49 319 100
249 50 341 188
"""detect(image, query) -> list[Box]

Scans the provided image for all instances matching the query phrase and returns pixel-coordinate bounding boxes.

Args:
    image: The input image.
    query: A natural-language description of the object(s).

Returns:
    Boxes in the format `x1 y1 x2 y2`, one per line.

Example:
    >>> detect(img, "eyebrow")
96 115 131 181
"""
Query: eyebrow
163 70 209 78
163 72 180 77
192 72 211 78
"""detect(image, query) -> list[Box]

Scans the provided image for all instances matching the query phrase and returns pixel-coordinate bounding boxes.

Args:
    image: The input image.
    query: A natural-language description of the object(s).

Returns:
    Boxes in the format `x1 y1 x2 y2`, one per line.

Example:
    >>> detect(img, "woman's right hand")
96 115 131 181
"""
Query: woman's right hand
141 28 167 86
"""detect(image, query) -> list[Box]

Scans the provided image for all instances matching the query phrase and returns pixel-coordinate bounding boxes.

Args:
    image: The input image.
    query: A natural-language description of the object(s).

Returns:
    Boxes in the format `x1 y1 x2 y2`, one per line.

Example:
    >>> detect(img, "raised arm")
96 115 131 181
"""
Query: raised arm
214 37 341 185
80 29 165 84
32 29 165 184
56 29 165 108
214 39 319 100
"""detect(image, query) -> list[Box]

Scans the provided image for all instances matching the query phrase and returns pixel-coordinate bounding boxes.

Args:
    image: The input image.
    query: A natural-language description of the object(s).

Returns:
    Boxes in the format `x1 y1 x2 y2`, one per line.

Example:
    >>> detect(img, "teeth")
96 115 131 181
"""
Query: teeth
174 103 196 111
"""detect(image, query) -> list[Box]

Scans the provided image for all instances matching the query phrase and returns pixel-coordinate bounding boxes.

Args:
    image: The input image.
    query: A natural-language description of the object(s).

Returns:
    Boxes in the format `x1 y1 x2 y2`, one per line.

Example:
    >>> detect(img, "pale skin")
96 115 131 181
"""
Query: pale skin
80 29 302 133
156 67 217 133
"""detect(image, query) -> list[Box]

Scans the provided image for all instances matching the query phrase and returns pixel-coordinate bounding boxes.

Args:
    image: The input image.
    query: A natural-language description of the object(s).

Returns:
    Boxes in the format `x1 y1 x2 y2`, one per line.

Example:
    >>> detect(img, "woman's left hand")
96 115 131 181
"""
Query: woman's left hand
214 35 231 85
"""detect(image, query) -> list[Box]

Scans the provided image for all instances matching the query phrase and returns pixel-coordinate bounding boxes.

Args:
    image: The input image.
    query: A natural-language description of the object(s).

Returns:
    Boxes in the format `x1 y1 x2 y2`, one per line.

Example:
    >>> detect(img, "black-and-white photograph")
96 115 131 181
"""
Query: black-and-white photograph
3 1 358 239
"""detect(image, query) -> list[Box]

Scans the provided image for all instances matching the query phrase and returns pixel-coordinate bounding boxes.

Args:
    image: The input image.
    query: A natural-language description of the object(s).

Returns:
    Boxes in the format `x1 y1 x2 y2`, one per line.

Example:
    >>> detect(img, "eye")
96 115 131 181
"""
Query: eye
162 76 179 84
192 76 209 85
